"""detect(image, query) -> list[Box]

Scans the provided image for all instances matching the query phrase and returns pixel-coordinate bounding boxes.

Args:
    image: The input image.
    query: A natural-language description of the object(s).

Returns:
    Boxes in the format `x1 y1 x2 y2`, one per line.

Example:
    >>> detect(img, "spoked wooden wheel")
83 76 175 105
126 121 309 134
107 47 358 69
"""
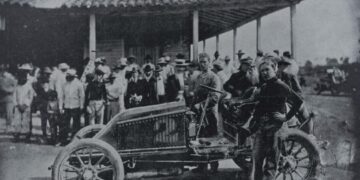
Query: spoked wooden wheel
273 131 320 180
52 139 124 180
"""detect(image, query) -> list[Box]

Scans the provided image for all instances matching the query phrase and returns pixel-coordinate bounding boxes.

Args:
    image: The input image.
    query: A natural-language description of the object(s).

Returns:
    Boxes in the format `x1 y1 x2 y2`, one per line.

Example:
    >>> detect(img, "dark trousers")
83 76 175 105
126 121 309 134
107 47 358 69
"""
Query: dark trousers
48 113 58 142
199 107 218 138
252 129 279 180
60 108 81 142
40 110 48 137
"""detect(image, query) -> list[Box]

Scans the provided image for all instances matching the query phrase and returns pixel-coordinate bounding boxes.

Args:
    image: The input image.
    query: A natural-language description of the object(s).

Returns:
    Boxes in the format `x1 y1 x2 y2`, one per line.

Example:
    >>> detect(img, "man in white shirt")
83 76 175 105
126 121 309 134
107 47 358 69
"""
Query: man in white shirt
105 74 125 123
13 64 35 141
59 69 84 144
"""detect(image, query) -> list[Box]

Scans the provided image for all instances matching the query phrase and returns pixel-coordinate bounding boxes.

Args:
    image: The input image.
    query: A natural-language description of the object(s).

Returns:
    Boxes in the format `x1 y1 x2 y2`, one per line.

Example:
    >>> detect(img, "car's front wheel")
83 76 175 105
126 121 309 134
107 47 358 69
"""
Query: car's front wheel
52 138 124 180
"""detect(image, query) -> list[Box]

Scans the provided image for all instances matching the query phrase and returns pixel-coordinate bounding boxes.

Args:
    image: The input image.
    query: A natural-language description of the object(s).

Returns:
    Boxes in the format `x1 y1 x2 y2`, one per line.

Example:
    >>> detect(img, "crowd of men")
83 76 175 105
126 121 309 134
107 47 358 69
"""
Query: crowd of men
0 49 312 179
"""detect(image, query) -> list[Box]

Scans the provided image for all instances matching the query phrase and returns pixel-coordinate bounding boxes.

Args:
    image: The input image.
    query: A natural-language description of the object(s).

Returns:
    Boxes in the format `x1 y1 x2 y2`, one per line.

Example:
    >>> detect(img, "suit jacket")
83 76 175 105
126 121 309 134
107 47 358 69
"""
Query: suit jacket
166 74 181 102
139 76 158 106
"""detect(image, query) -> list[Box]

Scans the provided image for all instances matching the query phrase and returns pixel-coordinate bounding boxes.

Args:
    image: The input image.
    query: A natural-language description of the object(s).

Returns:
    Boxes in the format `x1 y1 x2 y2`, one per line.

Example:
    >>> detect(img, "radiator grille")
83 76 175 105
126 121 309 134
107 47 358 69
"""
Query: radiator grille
116 112 187 150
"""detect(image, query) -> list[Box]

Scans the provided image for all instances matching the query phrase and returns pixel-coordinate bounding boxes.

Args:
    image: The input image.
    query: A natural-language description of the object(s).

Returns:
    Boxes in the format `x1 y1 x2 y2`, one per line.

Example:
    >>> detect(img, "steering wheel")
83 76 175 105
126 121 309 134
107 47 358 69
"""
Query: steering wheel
200 84 225 94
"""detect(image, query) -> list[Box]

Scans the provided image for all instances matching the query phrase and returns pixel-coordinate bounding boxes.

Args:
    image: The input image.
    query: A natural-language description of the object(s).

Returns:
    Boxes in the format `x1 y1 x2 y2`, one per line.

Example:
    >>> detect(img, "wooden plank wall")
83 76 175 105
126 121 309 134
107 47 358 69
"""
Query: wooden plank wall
96 39 125 68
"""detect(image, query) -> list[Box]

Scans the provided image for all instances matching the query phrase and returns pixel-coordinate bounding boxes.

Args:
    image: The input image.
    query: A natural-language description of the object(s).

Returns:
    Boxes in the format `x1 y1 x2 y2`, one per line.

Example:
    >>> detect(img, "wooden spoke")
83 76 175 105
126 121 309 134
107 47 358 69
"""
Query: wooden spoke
293 146 304 157
95 154 106 166
63 164 80 173
297 155 309 162
287 141 295 155
97 165 114 174
293 169 304 180
74 151 85 166
87 148 93 165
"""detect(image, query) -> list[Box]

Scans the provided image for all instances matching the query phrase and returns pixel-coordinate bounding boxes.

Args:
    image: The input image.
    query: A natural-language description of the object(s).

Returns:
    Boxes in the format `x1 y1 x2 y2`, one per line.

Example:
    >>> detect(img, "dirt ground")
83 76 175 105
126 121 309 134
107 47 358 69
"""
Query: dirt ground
0 92 357 180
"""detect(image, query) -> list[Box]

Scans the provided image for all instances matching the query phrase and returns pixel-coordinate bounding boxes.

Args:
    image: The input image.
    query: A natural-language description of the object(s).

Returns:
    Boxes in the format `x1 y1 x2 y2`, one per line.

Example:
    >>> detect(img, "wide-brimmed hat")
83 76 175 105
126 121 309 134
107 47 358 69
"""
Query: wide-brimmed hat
154 65 163 72
66 69 77 77
43 67 52 74
143 64 153 72
213 60 224 70
58 63 69 70
95 66 106 75
128 55 136 61
18 63 33 71
273 50 280 55
283 51 291 58
264 52 278 58
237 50 245 55
95 57 104 64
224 56 231 61
100 57 106 64
240 56 254 65
157 57 167 64
278 57 292 65
175 59 189 67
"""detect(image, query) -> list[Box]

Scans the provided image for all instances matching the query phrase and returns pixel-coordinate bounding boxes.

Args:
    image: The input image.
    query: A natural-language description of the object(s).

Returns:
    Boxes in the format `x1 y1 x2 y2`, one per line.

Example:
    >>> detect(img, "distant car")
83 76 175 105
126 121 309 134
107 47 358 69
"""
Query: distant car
51 85 320 180
315 67 347 95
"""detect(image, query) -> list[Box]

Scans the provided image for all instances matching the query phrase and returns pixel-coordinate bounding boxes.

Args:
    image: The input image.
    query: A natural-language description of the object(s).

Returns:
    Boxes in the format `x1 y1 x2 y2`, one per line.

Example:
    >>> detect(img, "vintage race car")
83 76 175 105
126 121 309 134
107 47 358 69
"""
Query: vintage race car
51 85 321 180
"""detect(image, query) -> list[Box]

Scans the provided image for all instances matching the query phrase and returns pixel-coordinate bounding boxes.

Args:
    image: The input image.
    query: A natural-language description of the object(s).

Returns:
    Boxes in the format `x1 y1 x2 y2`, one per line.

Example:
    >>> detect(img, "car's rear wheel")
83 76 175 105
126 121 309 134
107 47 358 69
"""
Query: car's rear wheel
52 139 124 180
272 130 320 180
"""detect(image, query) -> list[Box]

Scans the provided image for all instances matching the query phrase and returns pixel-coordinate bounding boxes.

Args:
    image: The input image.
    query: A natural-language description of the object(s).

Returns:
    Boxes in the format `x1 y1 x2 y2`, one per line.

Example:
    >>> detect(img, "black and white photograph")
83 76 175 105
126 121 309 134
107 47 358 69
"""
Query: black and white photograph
0 0 359 179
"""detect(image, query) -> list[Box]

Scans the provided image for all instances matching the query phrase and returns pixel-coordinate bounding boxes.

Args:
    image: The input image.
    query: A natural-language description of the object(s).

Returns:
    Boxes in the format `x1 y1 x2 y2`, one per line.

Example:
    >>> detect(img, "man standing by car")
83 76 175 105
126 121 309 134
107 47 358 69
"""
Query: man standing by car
192 53 221 173
277 58 314 134
250 58 303 180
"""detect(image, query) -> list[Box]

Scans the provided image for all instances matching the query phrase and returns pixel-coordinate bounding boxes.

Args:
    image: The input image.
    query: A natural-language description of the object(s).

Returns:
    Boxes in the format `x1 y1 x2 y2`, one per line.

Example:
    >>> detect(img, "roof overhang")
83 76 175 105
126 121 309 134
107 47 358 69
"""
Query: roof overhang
0 0 303 41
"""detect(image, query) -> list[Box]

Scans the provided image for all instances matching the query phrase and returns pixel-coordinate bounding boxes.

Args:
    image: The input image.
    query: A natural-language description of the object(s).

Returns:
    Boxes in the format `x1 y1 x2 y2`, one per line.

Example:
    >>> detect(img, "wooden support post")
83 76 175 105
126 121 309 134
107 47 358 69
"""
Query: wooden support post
290 4 297 59
256 17 262 53
120 38 125 57
216 34 219 52
203 40 206 52
193 10 199 62
233 28 237 62
89 14 96 62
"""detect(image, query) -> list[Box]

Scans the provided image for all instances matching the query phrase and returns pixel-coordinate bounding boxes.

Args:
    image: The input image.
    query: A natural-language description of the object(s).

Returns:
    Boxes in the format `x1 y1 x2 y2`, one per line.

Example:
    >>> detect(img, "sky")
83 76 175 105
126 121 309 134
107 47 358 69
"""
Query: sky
196 0 359 65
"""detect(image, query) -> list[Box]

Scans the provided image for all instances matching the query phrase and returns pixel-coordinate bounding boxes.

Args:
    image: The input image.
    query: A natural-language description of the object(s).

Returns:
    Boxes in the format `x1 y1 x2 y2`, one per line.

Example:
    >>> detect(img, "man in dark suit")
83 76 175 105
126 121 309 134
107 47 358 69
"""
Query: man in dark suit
165 55 188 102
139 65 158 106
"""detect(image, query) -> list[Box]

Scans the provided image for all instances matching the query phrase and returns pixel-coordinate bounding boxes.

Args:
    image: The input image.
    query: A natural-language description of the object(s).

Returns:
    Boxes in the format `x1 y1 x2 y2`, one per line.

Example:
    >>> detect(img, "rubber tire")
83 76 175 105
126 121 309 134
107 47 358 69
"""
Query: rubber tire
72 124 105 141
279 129 320 179
52 138 125 180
